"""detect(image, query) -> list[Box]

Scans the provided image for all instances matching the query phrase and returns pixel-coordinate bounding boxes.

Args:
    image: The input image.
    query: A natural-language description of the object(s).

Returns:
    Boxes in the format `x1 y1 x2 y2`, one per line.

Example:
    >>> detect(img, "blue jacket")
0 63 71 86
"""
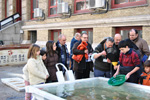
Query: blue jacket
70 37 79 56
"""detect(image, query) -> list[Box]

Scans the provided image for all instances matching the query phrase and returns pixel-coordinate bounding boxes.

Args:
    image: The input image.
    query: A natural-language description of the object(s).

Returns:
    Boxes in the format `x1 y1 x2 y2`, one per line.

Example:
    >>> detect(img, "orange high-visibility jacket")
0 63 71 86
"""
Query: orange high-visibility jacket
72 41 88 63
139 72 150 86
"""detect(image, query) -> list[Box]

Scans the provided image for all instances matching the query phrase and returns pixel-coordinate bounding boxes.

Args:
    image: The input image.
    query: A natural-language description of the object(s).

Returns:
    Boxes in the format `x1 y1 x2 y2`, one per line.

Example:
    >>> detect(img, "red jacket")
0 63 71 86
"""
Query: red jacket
119 49 140 67
72 41 88 63
139 72 150 86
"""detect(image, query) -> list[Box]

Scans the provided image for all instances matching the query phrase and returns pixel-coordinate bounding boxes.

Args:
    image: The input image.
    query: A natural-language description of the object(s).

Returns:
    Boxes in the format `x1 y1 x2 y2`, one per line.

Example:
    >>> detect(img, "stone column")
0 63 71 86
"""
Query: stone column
62 28 74 42
93 27 113 43
23 30 29 40
143 26 150 46
22 0 31 22
37 29 48 41
0 0 2 20
39 0 48 19
36 29 49 47
9 0 14 16
62 28 74 51
92 27 113 49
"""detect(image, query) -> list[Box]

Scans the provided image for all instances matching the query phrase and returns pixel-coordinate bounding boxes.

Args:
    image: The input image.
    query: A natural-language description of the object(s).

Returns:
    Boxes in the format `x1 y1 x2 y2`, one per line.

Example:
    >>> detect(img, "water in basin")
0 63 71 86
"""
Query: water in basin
41 78 150 100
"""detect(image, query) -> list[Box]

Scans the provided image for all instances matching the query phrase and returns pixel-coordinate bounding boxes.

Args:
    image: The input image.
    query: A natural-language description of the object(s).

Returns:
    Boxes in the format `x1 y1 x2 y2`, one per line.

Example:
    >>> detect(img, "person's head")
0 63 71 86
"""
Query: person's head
46 40 56 56
125 39 139 50
75 32 81 41
129 29 139 41
58 34 66 45
105 37 114 48
81 33 88 42
118 40 130 54
40 50 47 60
27 44 40 59
114 34 122 45
144 60 150 73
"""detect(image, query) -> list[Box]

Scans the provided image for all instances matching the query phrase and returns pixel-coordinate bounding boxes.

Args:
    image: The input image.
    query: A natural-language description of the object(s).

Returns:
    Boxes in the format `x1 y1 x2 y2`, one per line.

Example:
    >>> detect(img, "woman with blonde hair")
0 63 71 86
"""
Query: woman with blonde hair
23 44 49 100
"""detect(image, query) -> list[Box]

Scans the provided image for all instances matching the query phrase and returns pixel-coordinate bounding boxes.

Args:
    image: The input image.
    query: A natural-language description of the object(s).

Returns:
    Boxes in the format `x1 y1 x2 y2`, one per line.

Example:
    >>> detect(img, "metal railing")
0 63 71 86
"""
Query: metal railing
0 13 20 30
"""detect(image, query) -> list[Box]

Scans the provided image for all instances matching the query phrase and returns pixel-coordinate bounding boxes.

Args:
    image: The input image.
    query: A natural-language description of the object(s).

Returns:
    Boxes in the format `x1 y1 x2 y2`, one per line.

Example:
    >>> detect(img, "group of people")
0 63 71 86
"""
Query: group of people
91 29 150 85
23 34 70 100
23 29 150 100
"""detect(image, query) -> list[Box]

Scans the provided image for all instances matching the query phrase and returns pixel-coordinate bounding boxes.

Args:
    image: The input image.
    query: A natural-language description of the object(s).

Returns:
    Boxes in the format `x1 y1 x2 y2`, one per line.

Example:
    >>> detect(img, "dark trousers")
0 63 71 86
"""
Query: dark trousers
75 63 90 79
120 66 140 83
70 55 73 70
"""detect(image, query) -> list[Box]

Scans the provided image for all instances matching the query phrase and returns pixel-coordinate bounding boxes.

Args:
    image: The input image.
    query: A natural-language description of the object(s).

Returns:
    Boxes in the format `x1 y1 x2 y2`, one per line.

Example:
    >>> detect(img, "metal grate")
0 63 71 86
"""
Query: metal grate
89 0 95 7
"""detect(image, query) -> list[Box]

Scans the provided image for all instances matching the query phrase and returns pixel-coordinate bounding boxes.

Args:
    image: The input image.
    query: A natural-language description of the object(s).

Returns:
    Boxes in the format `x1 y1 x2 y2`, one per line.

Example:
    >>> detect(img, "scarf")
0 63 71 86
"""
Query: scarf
72 41 88 63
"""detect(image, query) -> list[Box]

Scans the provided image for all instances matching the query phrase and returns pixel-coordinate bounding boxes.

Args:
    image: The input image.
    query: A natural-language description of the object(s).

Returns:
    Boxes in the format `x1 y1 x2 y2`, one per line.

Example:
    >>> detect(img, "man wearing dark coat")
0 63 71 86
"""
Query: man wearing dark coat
91 37 114 78
72 33 93 79
56 34 70 72
70 32 81 70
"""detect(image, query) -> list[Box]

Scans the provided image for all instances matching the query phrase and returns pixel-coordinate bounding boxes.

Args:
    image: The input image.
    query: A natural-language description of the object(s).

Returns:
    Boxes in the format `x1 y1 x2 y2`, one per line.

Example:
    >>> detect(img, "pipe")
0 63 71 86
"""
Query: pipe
91 0 109 15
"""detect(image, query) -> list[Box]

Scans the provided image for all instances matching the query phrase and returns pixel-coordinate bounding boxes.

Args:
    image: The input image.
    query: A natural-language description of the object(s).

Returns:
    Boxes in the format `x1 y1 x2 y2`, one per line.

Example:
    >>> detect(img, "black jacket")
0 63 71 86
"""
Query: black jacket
72 40 93 72
93 40 111 71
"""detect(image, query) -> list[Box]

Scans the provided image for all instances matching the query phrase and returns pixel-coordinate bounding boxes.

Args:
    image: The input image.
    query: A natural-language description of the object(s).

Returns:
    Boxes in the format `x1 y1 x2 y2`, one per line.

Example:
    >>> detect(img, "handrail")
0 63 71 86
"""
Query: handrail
0 13 20 30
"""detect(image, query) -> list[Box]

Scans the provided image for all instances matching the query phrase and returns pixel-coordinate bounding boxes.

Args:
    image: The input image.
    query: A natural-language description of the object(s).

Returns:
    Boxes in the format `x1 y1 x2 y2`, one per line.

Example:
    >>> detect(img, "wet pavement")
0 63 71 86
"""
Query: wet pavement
0 65 25 100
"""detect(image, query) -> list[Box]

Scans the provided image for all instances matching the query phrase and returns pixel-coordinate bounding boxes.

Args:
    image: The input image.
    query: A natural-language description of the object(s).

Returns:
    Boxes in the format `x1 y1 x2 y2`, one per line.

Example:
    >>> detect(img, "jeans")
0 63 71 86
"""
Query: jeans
94 68 111 78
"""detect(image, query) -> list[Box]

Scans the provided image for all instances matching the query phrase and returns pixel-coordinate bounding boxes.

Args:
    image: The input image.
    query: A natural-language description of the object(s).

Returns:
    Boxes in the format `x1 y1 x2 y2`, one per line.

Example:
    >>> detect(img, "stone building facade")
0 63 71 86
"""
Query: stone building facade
0 0 150 48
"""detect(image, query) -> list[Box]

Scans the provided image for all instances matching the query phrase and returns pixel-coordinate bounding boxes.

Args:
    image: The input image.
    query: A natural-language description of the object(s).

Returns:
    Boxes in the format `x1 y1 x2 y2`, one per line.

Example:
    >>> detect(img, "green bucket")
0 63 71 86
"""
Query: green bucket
108 74 126 86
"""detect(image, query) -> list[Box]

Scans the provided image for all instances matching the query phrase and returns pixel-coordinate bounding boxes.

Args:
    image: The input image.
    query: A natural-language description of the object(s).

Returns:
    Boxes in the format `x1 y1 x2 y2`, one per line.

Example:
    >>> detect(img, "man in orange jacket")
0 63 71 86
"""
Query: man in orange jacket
72 41 88 63
72 33 93 79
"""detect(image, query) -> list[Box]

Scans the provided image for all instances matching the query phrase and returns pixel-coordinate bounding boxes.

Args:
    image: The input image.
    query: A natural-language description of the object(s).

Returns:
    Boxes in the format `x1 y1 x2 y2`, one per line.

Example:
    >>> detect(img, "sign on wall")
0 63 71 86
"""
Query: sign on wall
0 49 28 66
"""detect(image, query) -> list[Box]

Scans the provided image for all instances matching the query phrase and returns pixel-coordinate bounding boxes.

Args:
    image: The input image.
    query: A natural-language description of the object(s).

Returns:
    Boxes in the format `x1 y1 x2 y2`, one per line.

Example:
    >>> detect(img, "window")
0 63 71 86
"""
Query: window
48 0 62 17
111 0 147 9
29 31 37 43
115 26 142 40
77 28 93 44
49 30 61 42
74 0 90 14
31 0 39 19
5 0 9 18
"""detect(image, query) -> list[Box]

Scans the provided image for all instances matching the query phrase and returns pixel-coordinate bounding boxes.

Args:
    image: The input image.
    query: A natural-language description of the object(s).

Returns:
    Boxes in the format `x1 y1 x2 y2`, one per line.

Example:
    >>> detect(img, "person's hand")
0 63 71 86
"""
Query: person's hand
125 73 131 80
113 72 119 78
114 65 119 70
84 49 88 54
46 75 49 79
101 51 106 56
107 58 111 63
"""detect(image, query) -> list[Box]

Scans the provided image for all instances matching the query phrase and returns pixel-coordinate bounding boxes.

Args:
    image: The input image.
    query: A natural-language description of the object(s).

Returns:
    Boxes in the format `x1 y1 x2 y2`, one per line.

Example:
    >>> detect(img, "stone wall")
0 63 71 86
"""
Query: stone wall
0 21 23 45
37 29 49 41
23 5 150 26
0 0 5 20
143 26 150 45
93 27 113 43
